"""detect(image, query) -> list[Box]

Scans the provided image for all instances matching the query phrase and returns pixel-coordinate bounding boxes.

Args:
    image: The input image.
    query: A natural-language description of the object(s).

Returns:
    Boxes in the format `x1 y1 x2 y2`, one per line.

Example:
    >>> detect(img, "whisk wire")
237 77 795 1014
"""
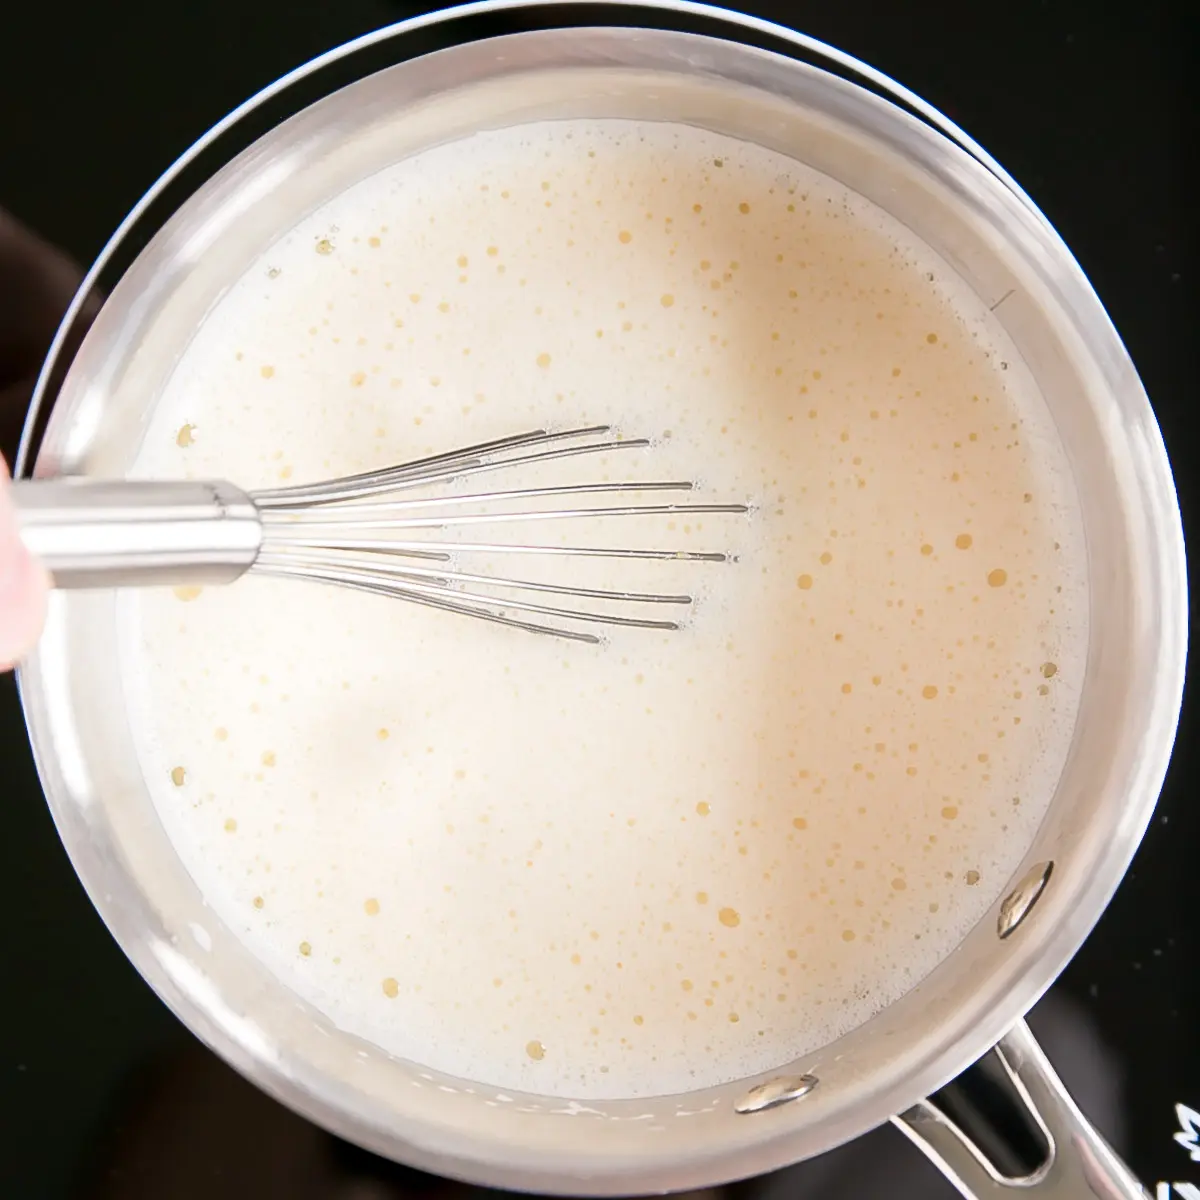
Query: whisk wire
250 426 748 640
253 426 600 503
253 426 645 508
256 549 695 604
257 536 731 562
257 561 682 638
263 501 741 531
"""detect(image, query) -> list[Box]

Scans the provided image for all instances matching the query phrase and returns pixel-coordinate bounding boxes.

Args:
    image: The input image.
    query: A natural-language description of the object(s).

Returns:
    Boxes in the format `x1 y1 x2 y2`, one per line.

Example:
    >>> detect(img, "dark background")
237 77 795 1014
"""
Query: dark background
0 1 1195 1197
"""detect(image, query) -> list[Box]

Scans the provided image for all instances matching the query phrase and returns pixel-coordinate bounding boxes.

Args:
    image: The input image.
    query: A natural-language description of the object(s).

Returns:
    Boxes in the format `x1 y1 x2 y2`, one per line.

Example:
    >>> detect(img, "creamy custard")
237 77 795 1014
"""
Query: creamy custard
120 119 1086 1099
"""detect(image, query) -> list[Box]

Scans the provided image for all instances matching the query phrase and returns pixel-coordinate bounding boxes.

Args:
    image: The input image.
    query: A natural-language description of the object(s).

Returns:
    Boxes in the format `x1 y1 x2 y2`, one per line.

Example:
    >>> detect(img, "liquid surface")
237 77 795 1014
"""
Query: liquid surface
122 120 1087 1099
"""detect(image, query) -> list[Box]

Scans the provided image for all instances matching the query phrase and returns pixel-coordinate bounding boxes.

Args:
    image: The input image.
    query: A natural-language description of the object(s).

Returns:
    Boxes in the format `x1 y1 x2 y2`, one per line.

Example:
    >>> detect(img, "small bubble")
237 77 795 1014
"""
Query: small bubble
382 977 399 998
175 424 195 447
696 802 710 816
922 685 939 700
299 941 312 957
350 370 366 387
537 352 552 368
796 573 814 590
173 586 202 602
696 891 709 905
1041 662 1058 678
920 544 934 556
820 551 833 565
260 365 275 379
718 907 741 928
252 896 264 909
792 817 807 830
738 202 751 214
941 805 959 820
966 870 981 885
526 1040 546 1061
377 728 390 741
223 818 237 833
926 333 938 344
170 766 186 787
261 751 276 767
315 238 333 255
987 568 1008 588
633 1015 644 1026
618 230 632 244
364 898 380 916
842 929 857 942
891 877 907 891
660 293 675 308
955 533 973 550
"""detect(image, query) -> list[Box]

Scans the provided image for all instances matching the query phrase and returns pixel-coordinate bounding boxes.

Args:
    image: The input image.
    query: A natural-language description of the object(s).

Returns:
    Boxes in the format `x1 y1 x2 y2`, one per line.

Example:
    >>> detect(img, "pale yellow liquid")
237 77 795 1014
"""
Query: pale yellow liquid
121 120 1086 1098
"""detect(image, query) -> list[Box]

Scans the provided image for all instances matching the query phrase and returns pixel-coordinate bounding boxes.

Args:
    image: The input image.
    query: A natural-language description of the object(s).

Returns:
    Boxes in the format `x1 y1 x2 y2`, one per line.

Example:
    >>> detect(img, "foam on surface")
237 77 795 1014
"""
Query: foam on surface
120 119 1087 1099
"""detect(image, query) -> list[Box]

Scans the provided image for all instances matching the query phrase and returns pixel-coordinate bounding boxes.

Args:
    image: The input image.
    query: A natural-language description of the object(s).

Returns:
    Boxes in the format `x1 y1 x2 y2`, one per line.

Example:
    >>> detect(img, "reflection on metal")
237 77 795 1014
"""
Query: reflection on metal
734 1074 818 1114
997 860 1054 940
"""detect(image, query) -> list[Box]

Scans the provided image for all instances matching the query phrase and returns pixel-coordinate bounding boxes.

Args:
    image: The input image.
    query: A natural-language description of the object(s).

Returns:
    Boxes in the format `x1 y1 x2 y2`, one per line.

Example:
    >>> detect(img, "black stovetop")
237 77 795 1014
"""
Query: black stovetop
1 2 1195 1197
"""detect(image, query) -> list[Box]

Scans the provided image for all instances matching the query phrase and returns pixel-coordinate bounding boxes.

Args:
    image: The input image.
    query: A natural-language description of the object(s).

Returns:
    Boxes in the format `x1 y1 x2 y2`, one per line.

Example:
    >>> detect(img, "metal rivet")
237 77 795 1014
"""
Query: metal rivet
734 1073 818 1114
997 860 1054 940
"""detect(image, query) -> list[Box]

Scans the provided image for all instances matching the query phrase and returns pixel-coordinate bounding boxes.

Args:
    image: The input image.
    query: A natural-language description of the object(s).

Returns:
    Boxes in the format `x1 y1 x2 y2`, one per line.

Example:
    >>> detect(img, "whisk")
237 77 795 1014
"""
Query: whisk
14 426 749 642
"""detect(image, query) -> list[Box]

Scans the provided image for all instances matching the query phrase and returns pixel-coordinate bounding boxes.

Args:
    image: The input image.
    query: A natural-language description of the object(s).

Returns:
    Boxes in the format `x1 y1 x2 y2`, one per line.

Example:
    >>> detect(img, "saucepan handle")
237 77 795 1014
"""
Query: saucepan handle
891 1019 1150 1199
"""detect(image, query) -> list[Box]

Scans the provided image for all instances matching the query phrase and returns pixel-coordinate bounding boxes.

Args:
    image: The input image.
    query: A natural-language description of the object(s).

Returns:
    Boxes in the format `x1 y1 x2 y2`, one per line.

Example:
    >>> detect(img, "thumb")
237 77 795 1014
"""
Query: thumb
0 458 49 670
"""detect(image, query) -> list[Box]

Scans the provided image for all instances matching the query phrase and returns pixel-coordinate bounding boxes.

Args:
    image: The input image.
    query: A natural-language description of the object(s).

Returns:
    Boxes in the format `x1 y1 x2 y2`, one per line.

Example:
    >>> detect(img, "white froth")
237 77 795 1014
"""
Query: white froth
119 120 1087 1098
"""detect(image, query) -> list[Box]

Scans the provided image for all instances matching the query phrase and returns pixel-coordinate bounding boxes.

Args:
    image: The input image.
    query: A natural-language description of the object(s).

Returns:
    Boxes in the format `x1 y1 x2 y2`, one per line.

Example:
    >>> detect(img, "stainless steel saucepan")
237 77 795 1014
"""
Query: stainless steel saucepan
15 3 1186 1197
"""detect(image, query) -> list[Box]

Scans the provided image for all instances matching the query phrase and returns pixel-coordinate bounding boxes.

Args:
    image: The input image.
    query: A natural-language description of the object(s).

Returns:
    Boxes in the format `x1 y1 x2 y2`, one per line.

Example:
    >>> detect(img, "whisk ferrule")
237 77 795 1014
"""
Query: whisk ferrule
13 478 260 588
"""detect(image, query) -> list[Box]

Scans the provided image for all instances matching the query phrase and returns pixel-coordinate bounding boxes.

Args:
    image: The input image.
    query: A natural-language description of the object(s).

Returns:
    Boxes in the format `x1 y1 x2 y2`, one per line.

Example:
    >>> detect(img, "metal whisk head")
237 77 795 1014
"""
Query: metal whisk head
250 426 749 643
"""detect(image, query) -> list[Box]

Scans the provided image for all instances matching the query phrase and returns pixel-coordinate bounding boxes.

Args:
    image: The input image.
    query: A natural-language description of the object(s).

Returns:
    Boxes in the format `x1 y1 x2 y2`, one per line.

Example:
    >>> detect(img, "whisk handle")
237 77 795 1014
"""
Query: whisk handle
12 479 262 589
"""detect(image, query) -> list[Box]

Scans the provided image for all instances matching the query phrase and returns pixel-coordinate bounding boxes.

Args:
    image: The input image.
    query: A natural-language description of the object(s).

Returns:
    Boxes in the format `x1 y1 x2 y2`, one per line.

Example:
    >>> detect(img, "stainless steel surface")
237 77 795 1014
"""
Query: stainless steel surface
13 425 746 640
734 1075 819 1115
13 478 260 587
13 2 1187 1198
997 861 1055 941
893 1021 1151 1199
